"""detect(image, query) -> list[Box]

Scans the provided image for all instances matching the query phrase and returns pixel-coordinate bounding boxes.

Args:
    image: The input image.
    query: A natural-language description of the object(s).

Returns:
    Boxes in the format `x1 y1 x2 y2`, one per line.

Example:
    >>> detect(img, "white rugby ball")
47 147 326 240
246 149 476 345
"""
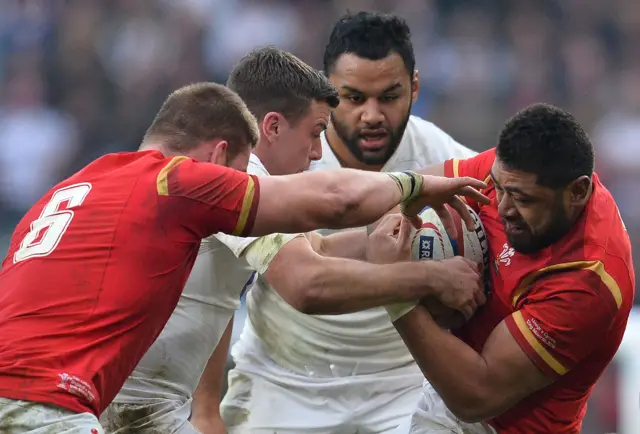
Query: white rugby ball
411 205 490 329
411 205 489 272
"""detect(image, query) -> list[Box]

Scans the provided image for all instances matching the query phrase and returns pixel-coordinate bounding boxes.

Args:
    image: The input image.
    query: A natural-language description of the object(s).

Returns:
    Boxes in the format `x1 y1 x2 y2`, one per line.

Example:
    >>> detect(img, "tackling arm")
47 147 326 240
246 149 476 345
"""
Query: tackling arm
250 169 489 237
248 235 459 315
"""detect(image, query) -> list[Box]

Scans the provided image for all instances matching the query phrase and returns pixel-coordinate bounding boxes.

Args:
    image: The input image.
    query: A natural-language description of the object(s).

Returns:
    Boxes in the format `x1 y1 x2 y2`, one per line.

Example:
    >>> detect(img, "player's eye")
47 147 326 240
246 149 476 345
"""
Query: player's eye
513 196 534 205
380 94 399 102
344 94 364 104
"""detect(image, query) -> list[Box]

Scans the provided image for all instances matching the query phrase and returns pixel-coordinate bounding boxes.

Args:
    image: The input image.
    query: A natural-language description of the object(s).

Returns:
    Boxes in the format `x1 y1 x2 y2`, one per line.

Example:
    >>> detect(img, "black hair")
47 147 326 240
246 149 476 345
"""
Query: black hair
497 103 595 189
323 11 415 76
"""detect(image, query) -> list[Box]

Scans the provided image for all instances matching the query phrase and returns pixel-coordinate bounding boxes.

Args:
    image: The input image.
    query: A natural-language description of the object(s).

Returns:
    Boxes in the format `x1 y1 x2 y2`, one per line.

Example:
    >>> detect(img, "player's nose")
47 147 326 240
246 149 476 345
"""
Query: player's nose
360 100 385 125
309 138 322 161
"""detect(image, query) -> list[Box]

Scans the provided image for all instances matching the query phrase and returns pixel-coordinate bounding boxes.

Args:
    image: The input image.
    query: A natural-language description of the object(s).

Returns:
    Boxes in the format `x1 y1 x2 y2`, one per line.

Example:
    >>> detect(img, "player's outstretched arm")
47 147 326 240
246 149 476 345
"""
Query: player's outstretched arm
243 215 484 315
191 318 233 433
250 169 489 237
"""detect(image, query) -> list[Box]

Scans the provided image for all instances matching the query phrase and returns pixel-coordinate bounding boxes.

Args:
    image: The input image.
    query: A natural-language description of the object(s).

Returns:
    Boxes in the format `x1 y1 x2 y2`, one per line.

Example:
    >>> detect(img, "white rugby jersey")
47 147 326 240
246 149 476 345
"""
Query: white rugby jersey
110 155 300 408
237 115 477 375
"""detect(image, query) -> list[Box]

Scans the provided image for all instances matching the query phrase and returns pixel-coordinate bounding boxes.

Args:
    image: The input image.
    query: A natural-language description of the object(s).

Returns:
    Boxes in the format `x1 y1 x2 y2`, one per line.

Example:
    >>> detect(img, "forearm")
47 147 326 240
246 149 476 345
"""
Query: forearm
393 306 495 422
282 259 438 314
253 169 411 236
307 230 368 259
192 319 233 423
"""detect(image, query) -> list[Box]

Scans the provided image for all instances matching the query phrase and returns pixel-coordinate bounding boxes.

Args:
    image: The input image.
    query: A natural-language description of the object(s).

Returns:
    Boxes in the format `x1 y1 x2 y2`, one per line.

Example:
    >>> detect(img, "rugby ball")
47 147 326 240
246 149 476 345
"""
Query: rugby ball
411 205 489 329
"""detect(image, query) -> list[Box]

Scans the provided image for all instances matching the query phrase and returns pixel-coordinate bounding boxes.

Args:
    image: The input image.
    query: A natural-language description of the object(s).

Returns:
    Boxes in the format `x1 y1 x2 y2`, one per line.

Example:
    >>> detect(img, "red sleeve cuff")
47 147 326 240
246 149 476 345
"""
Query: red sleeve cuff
232 175 260 237
443 159 457 178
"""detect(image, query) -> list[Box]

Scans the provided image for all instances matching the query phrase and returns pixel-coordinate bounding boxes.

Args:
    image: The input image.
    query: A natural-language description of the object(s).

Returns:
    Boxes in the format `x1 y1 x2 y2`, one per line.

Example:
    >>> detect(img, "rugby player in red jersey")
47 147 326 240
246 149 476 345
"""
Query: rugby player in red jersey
0 82 489 433
383 103 635 434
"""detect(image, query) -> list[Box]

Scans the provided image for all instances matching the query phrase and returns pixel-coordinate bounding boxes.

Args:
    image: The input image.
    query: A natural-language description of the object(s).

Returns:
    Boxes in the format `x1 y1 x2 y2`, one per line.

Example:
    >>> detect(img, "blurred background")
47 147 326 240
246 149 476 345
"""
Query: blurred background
0 0 638 432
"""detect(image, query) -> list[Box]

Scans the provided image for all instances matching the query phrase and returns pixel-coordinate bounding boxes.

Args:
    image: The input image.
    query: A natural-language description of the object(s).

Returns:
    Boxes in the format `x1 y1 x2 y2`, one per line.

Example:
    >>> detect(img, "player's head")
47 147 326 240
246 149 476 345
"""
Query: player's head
493 103 595 253
323 11 419 166
142 82 259 172
227 46 339 175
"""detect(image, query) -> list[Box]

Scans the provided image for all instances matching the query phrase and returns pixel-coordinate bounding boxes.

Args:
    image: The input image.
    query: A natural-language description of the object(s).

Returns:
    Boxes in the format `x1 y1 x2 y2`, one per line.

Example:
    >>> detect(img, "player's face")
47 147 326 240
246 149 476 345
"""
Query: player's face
271 100 330 174
328 53 418 165
491 158 574 254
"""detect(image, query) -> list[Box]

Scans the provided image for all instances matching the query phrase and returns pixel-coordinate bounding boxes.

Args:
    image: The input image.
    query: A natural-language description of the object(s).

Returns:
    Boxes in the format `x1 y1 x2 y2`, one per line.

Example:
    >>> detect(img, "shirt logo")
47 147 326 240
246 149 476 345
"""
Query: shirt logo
494 243 515 272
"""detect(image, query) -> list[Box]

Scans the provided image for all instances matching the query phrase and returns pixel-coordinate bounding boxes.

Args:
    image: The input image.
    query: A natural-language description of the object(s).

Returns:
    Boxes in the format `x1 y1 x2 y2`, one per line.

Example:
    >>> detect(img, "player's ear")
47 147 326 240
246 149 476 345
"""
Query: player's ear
261 112 282 145
567 175 591 206
210 140 229 166
411 70 420 103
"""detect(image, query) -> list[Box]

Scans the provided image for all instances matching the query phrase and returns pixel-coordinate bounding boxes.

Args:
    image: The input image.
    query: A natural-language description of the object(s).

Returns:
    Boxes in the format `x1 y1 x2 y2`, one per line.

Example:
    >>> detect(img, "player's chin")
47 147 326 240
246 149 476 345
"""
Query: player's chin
359 148 390 165
420 296 468 330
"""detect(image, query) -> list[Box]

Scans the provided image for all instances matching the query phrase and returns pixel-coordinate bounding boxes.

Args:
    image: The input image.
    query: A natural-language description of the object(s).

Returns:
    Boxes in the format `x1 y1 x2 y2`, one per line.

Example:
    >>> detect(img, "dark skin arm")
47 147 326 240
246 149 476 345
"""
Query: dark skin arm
393 306 552 423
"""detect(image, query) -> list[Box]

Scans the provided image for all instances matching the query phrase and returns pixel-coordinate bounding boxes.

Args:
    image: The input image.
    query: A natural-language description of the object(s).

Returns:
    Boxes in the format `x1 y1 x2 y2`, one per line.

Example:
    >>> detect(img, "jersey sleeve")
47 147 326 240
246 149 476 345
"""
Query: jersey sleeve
156 157 260 240
504 266 621 378
215 232 303 274
443 148 496 211
443 148 496 181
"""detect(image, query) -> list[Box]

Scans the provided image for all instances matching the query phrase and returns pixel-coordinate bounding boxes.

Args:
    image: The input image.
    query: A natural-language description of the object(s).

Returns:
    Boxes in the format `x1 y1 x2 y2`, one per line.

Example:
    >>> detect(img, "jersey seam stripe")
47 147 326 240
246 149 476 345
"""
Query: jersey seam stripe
232 176 256 236
452 159 460 178
511 310 568 375
156 156 189 196
511 260 623 309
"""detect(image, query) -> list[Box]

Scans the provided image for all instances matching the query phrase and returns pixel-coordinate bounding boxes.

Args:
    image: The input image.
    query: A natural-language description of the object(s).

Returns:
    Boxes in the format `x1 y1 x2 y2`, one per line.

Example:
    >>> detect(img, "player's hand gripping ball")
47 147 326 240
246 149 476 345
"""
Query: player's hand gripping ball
411 204 490 329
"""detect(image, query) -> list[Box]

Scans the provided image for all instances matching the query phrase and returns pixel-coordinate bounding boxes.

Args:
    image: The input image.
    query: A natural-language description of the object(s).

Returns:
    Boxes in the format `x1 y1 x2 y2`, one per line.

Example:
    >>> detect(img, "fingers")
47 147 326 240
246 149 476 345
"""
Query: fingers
475 289 487 307
452 176 488 191
434 205 457 239
448 196 475 231
459 304 474 321
405 213 422 229
457 184 491 205
374 213 402 235
397 216 413 247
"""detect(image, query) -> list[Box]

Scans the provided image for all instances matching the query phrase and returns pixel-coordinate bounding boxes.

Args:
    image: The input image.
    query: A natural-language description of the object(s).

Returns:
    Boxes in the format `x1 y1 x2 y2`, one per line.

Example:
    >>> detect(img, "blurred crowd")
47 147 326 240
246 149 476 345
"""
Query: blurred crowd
0 0 638 273
0 1 636 432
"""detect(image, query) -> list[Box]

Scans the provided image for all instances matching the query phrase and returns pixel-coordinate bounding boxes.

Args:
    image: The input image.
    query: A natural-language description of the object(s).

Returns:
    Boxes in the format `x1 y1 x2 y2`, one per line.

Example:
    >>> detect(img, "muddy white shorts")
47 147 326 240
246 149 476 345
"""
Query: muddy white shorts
0 397 104 433
100 399 200 434
393 381 497 434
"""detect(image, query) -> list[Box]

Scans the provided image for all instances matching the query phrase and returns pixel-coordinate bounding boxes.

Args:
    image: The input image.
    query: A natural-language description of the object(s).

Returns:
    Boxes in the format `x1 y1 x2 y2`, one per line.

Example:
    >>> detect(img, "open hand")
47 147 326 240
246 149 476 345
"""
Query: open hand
403 175 489 238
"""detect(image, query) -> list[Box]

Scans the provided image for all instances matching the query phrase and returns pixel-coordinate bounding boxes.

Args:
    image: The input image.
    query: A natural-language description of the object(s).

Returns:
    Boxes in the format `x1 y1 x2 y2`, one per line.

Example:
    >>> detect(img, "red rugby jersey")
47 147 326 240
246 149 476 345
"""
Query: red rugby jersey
444 149 635 433
0 150 259 416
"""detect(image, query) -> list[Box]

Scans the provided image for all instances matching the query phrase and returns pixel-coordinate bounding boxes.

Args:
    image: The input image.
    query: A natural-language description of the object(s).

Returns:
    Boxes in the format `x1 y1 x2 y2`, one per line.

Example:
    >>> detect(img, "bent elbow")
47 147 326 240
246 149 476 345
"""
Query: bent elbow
273 266 325 315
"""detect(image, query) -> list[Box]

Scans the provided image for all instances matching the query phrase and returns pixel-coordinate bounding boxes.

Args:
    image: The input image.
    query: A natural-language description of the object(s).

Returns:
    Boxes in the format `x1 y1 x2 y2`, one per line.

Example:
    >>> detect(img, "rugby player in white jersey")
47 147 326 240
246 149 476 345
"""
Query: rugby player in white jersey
217 12 479 434
101 47 487 434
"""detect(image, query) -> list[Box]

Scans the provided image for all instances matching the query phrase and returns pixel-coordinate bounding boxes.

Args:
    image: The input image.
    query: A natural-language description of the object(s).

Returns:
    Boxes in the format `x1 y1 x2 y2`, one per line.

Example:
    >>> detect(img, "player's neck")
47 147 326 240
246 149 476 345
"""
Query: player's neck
325 127 384 172
252 141 276 175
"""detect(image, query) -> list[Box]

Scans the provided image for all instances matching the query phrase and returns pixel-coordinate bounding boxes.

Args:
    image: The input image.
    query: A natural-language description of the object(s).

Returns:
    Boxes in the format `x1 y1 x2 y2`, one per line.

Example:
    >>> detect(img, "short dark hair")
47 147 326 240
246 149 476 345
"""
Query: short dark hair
226 46 339 125
497 103 595 189
143 82 259 155
323 11 415 76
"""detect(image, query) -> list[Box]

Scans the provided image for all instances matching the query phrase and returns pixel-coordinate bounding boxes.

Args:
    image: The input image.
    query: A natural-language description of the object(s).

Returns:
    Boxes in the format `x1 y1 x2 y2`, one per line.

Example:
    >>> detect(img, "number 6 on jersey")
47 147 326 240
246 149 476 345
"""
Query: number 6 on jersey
14 183 92 264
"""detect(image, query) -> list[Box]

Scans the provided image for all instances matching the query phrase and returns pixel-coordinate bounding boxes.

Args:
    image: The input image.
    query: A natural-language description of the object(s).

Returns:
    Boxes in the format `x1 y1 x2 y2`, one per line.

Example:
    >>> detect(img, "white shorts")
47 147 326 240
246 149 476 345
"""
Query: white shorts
393 382 497 434
100 400 199 434
221 357 423 434
0 397 104 433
